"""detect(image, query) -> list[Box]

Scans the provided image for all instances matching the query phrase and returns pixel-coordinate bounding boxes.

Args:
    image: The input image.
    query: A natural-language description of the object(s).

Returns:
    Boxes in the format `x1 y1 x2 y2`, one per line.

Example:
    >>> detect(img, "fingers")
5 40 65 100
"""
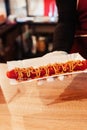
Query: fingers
64 74 72 78
37 74 72 85
37 78 46 85
37 77 55 85
58 75 65 81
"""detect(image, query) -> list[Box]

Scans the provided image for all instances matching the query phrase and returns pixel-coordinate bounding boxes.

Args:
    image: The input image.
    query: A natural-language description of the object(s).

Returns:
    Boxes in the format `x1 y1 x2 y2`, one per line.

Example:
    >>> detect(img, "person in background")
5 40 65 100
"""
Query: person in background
53 0 87 59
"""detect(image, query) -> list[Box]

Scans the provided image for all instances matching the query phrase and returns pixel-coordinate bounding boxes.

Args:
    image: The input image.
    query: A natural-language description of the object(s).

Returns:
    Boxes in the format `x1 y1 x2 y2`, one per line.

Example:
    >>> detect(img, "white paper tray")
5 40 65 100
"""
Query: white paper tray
7 52 87 85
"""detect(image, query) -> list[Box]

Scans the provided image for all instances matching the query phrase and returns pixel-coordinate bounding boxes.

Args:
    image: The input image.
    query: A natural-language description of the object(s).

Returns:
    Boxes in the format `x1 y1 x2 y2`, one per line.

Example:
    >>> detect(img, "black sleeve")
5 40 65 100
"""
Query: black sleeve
53 0 77 53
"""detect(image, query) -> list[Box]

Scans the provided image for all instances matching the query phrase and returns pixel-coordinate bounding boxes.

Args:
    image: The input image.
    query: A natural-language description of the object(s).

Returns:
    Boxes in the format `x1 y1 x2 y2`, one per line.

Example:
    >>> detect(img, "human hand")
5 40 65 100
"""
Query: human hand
37 74 72 85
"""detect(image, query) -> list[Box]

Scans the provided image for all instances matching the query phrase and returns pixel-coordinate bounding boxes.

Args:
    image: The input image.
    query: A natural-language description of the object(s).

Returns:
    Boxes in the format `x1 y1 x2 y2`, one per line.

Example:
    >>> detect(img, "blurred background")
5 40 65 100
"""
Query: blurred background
0 0 58 62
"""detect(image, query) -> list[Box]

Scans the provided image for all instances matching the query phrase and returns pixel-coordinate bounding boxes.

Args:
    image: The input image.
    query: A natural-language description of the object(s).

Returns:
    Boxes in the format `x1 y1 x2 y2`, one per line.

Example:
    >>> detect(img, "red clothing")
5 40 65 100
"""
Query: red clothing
77 0 87 31
71 0 87 59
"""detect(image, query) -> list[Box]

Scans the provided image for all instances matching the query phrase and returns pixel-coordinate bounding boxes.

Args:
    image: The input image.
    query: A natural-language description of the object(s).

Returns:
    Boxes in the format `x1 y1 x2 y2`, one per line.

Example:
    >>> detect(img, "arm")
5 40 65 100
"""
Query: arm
53 0 77 53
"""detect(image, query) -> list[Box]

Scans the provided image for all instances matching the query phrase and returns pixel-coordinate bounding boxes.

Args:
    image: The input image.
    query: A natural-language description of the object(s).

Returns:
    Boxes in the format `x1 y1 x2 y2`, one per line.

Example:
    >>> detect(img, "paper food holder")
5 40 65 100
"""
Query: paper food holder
0 52 86 116
0 52 85 104
0 63 60 116
0 63 67 116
